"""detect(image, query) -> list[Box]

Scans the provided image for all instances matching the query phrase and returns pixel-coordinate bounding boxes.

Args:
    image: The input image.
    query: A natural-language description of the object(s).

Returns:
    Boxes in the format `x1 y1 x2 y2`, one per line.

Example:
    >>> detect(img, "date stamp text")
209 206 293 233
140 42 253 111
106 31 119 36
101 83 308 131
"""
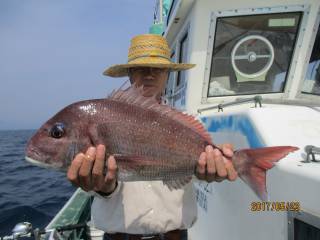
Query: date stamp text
251 201 300 212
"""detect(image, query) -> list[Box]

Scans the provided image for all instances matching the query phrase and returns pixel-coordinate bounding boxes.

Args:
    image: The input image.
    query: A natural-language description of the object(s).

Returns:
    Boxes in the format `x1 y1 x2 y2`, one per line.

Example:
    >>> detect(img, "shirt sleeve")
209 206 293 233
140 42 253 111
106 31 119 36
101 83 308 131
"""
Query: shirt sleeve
89 181 122 199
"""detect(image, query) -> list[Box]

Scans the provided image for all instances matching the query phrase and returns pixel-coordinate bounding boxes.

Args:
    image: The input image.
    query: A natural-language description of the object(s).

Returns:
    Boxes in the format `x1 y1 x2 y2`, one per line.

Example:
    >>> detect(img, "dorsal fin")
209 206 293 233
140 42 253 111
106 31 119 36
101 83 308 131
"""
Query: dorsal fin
109 84 212 144
107 79 130 98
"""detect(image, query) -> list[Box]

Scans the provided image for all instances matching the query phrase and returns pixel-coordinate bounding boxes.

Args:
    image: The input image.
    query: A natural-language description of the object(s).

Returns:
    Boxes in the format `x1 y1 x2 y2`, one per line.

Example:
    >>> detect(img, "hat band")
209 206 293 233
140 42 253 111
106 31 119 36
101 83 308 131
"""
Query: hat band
128 54 170 63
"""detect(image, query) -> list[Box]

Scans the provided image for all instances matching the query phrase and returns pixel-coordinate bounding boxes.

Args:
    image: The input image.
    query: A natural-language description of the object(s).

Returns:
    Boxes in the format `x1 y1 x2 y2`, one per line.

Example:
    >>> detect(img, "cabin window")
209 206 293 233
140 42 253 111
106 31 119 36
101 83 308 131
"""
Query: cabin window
293 219 320 240
301 22 320 95
208 12 302 97
164 51 176 104
168 51 176 90
288 211 320 240
177 33 189 88
170 32 189 109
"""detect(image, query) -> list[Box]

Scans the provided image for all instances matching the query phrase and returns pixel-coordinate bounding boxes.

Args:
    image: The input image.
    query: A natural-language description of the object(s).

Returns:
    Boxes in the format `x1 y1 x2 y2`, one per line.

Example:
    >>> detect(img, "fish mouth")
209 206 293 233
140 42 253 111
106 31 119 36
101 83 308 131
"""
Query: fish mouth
25 156 65 171
25 147 46 165
25 147 65 171
25 156 54 169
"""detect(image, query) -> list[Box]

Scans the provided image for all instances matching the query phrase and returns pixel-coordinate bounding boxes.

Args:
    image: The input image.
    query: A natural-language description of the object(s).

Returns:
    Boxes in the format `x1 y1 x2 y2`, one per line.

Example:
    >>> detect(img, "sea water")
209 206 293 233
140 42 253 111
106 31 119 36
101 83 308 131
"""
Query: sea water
0 130 75 236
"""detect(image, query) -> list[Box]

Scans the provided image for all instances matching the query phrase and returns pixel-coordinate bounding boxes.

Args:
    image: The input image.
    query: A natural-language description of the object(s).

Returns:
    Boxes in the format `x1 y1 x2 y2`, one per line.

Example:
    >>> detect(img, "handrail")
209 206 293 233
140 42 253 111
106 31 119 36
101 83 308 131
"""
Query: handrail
261 98 320 107
304 145 320 163
197 96 320 114
198 96 262 113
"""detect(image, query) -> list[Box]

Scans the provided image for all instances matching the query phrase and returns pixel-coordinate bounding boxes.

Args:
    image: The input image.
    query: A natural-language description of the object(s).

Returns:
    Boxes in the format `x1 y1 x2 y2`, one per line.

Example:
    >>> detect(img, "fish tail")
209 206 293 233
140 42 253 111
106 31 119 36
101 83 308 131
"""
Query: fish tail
233 146 298 201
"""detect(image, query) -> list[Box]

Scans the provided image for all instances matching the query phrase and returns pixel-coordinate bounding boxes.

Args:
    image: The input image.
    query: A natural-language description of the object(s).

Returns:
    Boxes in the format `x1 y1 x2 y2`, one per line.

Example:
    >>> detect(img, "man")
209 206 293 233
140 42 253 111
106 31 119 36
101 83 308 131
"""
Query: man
67 34 237 240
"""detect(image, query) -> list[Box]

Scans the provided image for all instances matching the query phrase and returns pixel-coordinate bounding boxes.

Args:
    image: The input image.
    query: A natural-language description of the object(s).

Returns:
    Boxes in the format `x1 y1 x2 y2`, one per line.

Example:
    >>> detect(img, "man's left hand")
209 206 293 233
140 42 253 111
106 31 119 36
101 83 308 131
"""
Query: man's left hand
196 144 238 182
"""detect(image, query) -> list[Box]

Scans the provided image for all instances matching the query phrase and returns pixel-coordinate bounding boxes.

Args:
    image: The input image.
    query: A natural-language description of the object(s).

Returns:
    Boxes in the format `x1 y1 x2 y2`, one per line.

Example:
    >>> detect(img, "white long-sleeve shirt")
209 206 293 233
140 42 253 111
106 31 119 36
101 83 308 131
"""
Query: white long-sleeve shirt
91 181 197 234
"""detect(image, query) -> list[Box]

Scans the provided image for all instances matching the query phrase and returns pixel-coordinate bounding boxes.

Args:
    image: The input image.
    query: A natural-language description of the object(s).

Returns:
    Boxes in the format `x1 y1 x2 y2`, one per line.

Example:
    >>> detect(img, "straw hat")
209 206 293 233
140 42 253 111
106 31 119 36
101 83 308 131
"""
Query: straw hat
103 34 195 77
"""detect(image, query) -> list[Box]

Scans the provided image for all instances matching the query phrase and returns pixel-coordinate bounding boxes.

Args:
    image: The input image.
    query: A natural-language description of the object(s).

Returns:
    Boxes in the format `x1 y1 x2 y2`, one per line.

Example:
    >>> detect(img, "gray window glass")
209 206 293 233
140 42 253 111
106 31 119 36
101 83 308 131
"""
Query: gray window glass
302 23 320 95
208 12 302 97
172 33 189 109
177 33 188 88
164 51 176 104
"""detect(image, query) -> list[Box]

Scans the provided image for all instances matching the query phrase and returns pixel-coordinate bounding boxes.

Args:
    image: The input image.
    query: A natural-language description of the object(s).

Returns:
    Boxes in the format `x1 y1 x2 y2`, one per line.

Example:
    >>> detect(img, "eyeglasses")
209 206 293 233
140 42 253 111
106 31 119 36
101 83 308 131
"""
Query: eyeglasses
130 67 168 75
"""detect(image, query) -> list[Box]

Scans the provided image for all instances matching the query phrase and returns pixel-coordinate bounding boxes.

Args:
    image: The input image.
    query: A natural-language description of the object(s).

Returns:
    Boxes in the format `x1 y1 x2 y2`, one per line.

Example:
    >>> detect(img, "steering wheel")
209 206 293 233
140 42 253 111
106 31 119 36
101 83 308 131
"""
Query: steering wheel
231 35 274 79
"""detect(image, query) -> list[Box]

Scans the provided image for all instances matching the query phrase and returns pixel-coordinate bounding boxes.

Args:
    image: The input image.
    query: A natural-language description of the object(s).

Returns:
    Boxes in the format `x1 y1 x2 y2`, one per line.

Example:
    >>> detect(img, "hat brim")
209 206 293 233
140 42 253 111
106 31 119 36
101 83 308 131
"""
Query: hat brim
103 62 195 77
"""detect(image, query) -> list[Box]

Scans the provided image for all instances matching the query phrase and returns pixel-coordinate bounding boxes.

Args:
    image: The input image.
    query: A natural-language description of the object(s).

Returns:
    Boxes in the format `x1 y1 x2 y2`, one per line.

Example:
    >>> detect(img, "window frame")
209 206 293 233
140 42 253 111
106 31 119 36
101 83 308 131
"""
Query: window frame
163 49 177 105
296 6 320 100
172 26 190 109
164 24 190 109
176 32 189 90
201 5 309 104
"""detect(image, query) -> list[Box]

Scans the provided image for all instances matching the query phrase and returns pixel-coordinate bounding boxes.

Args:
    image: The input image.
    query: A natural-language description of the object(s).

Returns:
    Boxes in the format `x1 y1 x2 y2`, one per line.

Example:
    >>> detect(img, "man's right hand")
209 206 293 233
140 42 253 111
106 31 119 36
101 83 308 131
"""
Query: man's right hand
67 144 118 195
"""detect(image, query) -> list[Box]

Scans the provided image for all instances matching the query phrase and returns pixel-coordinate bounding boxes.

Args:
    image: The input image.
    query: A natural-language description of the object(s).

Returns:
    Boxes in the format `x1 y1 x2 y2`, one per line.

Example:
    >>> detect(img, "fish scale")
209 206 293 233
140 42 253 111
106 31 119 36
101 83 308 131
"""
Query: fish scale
104 101 202 155
103 120 200 180
86 99 203 182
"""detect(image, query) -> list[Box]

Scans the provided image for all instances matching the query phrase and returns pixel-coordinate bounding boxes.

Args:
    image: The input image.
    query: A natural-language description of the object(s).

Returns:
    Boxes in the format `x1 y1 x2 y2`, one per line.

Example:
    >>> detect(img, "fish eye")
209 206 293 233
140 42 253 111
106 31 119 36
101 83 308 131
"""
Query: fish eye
50 123 65 139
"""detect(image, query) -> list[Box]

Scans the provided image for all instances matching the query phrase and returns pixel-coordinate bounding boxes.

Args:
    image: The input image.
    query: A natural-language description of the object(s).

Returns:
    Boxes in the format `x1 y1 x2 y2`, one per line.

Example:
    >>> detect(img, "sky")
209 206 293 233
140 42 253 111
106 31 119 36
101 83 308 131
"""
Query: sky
0 0 155 130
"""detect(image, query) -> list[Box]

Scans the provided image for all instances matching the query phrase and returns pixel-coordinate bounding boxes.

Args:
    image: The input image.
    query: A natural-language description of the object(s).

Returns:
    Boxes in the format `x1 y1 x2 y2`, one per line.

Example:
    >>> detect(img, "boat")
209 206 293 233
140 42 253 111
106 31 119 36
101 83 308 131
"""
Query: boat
5 0 320 239
155 0 320 239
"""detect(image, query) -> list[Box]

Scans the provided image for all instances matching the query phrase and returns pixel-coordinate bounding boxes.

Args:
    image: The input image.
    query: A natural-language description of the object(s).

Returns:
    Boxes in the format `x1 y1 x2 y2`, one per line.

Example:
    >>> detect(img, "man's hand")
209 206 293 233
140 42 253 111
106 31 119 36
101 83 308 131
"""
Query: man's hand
67 144 117 194
196 144 237 182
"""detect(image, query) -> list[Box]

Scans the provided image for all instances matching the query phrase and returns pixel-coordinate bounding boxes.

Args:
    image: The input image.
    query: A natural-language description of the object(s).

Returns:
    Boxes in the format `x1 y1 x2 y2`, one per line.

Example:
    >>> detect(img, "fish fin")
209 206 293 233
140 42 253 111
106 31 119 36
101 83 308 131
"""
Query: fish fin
234 146 298 201
107 80 130 98
109 84 212 144
163 176 192 190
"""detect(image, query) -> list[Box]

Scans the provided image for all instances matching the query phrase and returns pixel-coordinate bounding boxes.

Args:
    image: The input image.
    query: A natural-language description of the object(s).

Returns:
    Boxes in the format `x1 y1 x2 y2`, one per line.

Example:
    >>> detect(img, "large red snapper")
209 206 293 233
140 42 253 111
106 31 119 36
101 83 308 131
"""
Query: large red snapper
25 85 298 200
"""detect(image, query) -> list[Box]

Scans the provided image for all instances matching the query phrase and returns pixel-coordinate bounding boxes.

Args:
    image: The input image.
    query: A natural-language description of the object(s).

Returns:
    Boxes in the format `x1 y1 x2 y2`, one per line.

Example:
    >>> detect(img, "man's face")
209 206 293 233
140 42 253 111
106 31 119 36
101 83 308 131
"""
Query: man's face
129 67 169 97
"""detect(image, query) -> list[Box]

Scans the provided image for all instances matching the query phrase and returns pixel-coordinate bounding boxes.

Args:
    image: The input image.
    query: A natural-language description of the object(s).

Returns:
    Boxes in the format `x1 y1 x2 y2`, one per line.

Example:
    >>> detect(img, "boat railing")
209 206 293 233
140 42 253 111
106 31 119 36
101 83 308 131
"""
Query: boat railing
197 96 320 113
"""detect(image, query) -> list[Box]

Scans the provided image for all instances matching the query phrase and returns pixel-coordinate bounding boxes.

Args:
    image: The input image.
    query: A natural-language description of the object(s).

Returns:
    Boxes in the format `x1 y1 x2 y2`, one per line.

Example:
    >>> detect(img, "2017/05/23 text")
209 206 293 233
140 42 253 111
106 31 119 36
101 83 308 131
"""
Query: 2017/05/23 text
251 201 300 212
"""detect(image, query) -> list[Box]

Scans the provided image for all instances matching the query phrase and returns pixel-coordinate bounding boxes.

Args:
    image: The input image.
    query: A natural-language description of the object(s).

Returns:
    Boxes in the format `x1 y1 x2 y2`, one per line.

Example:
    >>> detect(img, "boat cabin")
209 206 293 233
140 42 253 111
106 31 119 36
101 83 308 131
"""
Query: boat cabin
151 0 320 239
